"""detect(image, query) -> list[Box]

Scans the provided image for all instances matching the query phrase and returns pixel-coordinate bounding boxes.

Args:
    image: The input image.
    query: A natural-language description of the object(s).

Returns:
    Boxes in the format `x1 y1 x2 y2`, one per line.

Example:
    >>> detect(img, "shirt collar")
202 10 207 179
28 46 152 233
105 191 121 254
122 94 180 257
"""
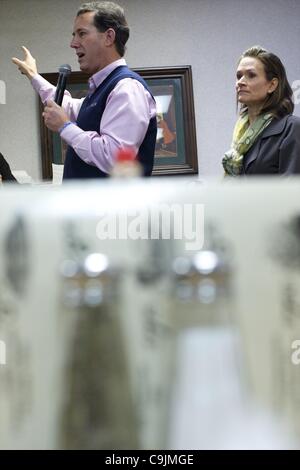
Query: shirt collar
88 58 127 92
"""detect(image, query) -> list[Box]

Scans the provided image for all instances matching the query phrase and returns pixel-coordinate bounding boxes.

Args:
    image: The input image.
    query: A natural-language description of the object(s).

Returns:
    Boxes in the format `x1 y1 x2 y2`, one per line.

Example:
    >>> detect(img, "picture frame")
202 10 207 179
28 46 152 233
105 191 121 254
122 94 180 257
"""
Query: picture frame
39 65 198 179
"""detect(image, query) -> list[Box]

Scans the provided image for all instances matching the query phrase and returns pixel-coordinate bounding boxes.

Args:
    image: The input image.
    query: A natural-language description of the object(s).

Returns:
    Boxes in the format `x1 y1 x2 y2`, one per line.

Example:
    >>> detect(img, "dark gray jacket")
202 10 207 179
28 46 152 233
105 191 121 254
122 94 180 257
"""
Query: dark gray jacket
0 152 17 181
241 114 300 175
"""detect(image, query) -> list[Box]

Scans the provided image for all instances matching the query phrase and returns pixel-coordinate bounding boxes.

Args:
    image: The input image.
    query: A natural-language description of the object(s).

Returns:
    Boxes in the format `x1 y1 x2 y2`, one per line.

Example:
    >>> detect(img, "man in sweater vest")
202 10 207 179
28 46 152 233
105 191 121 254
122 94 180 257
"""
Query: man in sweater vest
12 1 157 179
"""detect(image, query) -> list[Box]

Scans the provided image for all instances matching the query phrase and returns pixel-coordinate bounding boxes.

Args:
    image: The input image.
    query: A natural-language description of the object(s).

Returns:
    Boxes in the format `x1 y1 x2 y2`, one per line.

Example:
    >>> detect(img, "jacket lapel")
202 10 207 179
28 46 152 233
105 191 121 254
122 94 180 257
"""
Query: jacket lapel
243 138 262 170
244 115 288 171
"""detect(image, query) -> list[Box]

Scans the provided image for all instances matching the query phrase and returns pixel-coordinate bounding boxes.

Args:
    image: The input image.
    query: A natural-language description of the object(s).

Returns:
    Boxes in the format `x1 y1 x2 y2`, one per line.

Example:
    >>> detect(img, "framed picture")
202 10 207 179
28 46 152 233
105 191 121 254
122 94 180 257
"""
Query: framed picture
39 66 198 179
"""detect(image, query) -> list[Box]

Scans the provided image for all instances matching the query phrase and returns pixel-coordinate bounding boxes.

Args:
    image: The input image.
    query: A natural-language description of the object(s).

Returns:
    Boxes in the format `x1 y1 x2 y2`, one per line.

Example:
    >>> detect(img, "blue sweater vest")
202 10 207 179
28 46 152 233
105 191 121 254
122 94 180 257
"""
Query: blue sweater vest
63 66 157 180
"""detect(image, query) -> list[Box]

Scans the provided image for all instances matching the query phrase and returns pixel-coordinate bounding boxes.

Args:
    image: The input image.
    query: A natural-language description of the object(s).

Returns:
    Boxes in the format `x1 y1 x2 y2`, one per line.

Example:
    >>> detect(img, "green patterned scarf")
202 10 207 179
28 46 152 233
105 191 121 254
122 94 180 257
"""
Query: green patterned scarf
222 112 273 176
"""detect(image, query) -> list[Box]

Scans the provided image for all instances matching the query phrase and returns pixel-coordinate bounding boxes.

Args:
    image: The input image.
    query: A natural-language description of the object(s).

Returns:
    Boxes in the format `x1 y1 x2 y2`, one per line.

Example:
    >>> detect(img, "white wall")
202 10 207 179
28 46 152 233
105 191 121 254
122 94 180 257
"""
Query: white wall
1 0 300 180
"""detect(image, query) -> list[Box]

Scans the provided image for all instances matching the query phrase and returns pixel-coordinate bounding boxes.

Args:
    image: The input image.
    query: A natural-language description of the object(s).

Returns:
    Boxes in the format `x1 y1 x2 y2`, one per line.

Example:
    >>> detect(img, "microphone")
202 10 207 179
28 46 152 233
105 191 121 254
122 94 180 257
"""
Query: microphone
54 64 72 106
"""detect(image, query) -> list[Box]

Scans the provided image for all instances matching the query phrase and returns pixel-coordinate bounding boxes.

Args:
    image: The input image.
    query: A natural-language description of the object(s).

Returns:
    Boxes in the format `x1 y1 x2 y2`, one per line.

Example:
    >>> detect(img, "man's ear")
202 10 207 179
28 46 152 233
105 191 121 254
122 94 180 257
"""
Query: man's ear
105 28 116 46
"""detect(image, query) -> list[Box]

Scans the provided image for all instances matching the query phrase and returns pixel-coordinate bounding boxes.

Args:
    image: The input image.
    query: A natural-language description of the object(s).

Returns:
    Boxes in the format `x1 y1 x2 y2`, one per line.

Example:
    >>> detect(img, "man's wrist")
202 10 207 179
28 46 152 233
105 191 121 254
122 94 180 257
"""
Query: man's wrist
58 121 74 134
27 69 38 80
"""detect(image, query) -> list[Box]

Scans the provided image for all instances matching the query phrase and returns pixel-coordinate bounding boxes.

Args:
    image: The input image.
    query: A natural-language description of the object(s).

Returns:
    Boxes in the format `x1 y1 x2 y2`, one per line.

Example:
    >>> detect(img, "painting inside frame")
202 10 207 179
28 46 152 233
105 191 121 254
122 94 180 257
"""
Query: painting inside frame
39 66 198 179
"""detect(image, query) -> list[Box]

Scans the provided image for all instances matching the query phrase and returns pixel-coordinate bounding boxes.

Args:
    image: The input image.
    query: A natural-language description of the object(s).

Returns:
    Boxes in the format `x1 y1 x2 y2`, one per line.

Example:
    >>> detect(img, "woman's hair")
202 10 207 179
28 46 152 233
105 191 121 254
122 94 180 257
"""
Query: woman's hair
77 1 129 57
238 45 294 117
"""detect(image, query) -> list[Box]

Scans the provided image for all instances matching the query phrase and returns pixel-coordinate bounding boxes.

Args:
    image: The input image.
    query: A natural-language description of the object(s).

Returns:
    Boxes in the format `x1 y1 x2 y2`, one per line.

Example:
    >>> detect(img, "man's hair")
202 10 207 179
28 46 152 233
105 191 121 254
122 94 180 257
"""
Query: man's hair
77 1 129 56
238 45 294 118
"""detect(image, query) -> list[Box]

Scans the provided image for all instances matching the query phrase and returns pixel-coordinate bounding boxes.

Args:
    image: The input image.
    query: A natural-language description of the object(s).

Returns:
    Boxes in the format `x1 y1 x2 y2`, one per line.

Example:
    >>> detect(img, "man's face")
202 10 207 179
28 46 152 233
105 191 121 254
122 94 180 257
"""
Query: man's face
70 12 108 75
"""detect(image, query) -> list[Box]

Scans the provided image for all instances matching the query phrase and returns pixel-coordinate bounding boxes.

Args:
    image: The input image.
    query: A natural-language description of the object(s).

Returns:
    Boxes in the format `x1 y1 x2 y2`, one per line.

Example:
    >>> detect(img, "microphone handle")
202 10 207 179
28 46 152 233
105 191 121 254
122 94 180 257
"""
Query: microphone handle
54 73 68 106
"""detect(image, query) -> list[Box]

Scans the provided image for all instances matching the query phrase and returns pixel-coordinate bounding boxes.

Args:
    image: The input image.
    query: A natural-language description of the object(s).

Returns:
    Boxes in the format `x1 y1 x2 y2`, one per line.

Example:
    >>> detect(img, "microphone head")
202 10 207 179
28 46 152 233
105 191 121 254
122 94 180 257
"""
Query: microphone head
59 64 72 75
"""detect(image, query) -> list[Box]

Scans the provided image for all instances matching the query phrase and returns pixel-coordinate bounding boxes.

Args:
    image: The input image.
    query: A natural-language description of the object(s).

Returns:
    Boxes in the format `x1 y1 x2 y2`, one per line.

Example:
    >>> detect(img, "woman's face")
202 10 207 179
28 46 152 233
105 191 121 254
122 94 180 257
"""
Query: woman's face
236 57 277 108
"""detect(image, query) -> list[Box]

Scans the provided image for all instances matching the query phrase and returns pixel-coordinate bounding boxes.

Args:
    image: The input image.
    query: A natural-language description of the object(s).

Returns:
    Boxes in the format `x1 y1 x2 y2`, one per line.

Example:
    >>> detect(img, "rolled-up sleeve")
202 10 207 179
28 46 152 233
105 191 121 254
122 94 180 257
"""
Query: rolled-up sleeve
31 74 83 121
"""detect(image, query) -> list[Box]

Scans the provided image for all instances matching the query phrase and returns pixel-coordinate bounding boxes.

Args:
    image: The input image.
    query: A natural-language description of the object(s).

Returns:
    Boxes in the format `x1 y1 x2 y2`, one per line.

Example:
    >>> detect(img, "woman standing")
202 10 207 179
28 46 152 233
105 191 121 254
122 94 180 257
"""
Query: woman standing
223 46 300 176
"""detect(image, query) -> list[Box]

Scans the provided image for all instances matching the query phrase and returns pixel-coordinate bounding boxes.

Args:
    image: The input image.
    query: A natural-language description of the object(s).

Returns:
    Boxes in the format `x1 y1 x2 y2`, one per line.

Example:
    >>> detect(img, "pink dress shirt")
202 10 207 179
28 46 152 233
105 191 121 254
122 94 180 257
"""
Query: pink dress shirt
32 59 156 174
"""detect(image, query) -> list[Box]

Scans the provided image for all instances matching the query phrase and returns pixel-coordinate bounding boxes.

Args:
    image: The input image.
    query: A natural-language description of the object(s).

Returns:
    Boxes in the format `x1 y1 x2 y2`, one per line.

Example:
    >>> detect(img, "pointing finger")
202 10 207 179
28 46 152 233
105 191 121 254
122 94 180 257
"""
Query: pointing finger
21 46 32 58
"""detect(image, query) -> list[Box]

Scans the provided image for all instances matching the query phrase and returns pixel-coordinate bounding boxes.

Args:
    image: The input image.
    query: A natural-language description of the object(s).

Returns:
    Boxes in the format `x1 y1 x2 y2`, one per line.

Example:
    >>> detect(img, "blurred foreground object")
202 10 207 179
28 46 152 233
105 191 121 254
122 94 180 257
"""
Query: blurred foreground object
111 148 143 178
0 178 299 449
